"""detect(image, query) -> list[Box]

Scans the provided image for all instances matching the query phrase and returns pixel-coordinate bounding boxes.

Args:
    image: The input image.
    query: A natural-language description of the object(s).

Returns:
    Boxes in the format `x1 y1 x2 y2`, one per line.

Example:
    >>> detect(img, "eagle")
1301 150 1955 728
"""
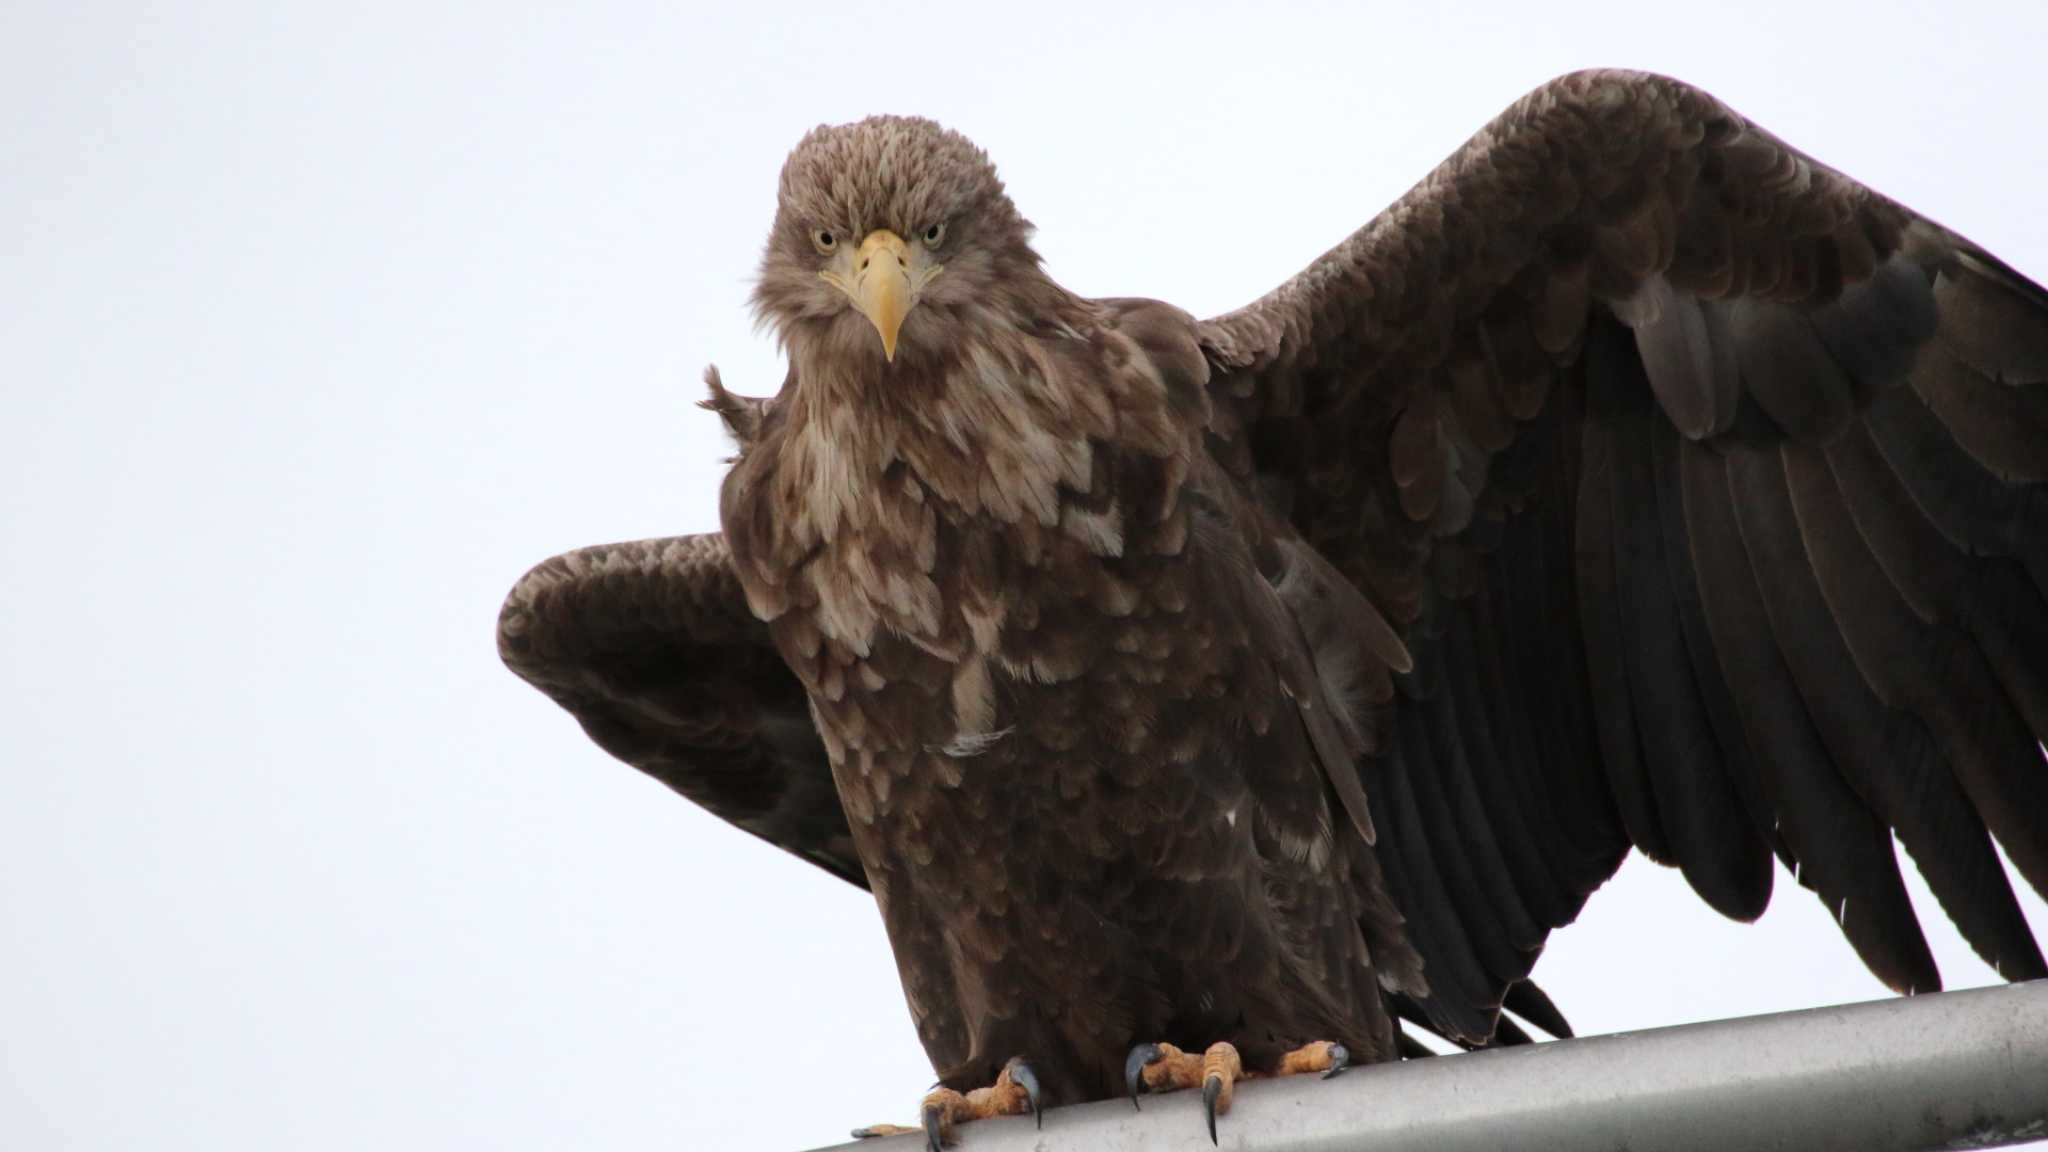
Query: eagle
498 70 2048 1146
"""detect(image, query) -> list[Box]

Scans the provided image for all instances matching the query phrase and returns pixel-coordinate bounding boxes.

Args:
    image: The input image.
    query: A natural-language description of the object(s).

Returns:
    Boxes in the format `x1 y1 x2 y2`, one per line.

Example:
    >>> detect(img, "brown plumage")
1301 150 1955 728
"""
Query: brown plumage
499 69 2048 1114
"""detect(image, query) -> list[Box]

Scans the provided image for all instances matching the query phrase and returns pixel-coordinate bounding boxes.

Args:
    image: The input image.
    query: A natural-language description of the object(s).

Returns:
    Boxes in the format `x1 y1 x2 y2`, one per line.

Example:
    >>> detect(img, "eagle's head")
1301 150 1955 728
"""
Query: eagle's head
752 116 1044 369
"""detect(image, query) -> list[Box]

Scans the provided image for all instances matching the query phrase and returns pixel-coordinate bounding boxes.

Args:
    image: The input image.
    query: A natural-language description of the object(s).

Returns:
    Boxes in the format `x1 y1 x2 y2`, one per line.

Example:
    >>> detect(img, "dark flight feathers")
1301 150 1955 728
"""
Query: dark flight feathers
500 70 2048 1051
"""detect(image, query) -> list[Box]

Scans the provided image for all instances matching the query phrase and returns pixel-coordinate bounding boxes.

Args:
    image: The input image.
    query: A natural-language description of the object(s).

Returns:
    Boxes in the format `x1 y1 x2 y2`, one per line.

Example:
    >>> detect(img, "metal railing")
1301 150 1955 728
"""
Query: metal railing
812 981 2048 1151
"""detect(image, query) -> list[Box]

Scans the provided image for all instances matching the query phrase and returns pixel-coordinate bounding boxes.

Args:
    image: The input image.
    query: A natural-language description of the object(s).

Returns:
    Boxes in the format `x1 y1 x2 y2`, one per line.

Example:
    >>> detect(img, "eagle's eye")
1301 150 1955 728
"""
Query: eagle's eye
921 221 947 248
812 229 837 254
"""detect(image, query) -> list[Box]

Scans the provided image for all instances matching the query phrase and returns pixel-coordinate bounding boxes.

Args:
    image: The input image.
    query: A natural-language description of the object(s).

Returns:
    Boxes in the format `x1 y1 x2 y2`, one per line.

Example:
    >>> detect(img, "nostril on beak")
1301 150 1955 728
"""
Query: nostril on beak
859 256 870 271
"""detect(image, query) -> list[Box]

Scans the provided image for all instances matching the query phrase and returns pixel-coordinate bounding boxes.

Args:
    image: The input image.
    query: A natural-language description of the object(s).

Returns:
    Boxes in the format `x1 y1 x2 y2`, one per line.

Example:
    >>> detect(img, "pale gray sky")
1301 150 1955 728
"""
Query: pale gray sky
4 2 2044 1149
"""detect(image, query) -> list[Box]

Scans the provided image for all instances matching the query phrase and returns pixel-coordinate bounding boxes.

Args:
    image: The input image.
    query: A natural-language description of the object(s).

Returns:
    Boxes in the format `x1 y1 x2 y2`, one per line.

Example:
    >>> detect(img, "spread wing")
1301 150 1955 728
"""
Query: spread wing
497 533 865 888
1201 69 2048 1045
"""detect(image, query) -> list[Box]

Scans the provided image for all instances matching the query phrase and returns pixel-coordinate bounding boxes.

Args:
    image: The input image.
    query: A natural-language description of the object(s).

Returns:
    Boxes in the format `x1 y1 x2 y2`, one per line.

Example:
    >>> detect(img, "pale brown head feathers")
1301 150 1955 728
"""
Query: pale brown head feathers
751 116 1047 370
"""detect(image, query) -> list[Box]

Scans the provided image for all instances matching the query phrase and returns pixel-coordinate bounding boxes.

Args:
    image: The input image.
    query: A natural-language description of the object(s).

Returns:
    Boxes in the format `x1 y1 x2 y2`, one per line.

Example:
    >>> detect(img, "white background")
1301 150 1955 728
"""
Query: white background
4 2 2044 1148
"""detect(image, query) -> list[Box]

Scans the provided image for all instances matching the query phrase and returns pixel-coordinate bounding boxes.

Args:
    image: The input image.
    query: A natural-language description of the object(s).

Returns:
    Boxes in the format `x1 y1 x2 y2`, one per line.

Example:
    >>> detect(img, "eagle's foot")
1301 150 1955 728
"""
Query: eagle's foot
1124 1039 1347 1144
1123 1040 1241 1144
850 1057 1040 1150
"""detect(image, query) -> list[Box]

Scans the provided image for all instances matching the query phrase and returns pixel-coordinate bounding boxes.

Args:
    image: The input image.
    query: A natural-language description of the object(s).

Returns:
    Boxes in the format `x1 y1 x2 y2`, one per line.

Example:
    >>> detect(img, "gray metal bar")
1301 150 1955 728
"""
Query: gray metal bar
812 981 2048 1151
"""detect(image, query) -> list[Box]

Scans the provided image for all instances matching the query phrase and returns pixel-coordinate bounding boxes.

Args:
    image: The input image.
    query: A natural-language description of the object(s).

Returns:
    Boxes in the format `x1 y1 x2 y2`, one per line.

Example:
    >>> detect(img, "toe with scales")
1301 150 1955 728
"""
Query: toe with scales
1125 1039 1349 1144
851 1057 1041 1150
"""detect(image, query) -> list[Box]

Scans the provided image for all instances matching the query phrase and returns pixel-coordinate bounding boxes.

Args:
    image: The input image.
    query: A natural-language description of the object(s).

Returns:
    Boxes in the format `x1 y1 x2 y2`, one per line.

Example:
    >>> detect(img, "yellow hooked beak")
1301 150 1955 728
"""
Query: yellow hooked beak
825 229 935 362
852 230 912 361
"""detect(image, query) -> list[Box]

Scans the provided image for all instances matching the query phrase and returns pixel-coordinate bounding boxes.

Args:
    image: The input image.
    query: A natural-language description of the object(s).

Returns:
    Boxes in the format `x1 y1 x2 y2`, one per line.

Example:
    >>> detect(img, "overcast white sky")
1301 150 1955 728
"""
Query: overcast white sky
4 2 2045 1149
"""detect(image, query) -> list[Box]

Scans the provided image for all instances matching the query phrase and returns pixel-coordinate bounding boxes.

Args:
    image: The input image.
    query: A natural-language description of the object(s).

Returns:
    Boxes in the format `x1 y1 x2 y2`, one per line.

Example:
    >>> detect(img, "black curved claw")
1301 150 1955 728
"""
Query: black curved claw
1124 1043 1163 1110
1322 1042 1351 1080
922 1100 945 1152
1201 1073 1223 1145
1006 1057 1043 1129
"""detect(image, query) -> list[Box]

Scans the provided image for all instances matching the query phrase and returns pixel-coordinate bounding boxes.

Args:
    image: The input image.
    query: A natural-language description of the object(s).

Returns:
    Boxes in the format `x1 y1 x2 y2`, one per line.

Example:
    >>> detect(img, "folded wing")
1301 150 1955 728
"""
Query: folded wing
497 533 865 888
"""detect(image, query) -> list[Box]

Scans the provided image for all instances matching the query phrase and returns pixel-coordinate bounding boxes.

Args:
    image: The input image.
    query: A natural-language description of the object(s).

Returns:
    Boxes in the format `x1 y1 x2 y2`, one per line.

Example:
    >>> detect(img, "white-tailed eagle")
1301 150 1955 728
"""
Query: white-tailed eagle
499 70 2048 1147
